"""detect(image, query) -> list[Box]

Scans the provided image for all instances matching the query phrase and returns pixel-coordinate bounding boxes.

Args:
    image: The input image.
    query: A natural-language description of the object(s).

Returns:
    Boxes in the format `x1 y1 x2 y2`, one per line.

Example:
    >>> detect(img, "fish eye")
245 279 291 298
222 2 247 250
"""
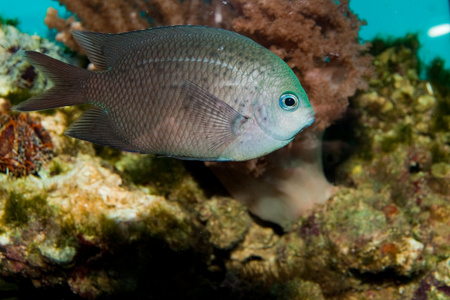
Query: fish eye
279 93 299 111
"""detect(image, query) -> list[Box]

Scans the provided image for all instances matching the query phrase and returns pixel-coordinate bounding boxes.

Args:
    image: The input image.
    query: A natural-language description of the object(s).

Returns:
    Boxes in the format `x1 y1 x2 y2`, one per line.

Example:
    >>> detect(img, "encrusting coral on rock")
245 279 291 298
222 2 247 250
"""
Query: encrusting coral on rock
0 24 67 100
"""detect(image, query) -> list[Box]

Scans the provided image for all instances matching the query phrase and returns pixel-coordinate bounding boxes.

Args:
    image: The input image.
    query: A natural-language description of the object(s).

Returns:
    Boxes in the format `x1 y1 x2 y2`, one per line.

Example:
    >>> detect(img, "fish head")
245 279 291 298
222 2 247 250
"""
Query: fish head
253 72 315 143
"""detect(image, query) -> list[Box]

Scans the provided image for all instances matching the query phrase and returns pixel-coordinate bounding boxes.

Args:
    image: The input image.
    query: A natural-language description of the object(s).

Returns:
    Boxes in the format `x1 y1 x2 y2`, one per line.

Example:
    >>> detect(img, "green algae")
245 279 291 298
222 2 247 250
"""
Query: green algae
98 200 199 251
115 154 187 196
370 34 420 57
379 123 413 152
145 204 196 249
0 15 19 27
198 196 251 249
343 38 449 175
431 162 450 179
269 279 325 300
426 57 450 90
2 191 51 226
324 188 388 238
370 33 422 74
47 158 68 177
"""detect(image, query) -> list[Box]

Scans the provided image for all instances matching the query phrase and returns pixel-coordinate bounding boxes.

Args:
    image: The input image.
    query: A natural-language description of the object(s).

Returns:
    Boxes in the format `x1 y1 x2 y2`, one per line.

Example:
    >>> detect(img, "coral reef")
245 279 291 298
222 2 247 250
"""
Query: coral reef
207 0 374 226
1 2 449 299
1 32 449 299
414 258 450 299
219 40 449 299
0 21 71 177
0 153 209 298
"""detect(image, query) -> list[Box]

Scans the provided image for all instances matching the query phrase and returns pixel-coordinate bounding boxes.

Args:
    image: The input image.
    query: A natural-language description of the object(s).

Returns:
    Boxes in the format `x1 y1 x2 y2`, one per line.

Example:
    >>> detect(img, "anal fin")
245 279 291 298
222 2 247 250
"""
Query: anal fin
65 107 140 152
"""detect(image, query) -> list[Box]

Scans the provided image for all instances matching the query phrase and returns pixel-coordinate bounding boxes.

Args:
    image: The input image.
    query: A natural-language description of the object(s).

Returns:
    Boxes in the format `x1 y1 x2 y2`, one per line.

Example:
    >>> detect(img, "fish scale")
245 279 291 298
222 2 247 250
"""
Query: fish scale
13 25 315 161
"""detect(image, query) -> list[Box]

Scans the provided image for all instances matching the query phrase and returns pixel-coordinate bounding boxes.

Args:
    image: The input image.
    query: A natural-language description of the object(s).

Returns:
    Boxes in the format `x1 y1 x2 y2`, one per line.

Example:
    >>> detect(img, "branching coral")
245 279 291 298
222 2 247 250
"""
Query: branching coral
50 0 150 33
45 0 150 51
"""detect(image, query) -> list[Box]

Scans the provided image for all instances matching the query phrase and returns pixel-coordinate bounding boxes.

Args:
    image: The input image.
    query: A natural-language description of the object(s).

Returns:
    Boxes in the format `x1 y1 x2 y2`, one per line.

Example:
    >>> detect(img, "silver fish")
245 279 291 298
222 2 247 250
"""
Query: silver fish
13 26 315 161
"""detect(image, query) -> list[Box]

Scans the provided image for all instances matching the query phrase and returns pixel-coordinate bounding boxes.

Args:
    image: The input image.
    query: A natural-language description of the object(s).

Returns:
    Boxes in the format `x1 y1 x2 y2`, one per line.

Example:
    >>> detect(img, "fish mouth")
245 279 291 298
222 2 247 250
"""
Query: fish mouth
256 110 315 142
303 114 315 128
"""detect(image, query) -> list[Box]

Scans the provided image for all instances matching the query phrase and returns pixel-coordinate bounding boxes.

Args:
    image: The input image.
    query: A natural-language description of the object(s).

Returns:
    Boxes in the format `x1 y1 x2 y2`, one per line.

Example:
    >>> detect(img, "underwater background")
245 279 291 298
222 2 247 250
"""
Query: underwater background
0 0 449 299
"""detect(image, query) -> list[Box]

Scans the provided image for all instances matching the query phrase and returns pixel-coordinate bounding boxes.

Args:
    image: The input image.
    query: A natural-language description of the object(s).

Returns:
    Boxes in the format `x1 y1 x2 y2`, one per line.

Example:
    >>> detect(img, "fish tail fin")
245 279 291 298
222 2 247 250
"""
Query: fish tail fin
12 51 90 112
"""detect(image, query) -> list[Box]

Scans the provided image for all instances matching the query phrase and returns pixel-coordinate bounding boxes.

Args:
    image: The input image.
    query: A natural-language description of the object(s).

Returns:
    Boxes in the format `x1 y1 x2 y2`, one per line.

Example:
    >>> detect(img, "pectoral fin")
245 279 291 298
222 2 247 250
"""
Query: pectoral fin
181 81 249 152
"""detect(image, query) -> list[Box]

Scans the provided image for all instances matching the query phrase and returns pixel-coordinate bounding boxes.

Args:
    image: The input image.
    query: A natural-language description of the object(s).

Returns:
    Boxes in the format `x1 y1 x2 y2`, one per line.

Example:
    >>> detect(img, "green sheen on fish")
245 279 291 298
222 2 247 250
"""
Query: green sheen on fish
13 26 314 161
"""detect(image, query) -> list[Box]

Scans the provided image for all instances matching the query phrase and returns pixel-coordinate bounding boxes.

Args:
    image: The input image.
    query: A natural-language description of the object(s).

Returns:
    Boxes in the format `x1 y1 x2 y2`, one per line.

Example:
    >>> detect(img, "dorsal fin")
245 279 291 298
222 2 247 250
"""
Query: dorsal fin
72 31 120 70
72 26 243 70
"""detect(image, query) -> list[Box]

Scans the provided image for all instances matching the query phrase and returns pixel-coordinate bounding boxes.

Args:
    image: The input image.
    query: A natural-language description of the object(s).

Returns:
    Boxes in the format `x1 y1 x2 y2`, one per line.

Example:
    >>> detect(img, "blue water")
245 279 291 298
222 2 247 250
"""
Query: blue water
1 0 449 70
350 0 450 69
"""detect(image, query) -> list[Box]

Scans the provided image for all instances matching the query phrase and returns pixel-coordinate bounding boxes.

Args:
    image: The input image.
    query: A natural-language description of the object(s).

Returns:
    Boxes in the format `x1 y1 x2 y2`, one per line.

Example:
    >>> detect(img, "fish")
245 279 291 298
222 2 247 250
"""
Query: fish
13 25 315 161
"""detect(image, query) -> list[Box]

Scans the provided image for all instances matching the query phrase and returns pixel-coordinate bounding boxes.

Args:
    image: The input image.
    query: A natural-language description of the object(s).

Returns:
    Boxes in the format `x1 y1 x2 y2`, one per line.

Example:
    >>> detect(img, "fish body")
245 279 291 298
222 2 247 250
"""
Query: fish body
13 26 314 161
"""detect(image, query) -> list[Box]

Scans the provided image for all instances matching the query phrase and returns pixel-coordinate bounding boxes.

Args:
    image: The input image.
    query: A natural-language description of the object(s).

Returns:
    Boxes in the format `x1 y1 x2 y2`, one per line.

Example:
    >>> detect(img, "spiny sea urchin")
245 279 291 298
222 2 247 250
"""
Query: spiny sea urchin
0 100 53 177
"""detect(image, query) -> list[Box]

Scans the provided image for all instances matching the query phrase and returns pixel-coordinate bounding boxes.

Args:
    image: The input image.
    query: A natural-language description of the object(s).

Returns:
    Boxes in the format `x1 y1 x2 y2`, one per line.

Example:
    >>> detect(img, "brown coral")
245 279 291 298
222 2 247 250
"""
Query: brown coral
0 99 53 177
45 0 238 53
231 0 374 130
50 0 150 33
